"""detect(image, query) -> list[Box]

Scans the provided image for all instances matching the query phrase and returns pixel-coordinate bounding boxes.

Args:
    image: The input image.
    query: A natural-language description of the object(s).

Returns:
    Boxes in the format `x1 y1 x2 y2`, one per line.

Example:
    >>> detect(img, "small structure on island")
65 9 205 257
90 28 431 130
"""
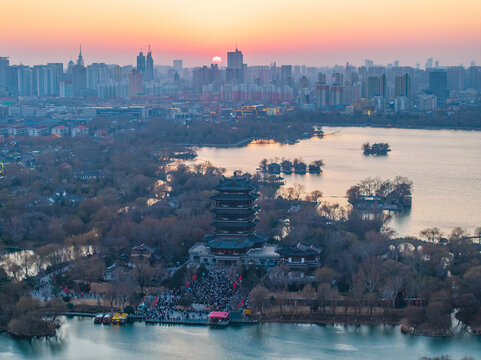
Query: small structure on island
189 172 278 267
267 163 281 174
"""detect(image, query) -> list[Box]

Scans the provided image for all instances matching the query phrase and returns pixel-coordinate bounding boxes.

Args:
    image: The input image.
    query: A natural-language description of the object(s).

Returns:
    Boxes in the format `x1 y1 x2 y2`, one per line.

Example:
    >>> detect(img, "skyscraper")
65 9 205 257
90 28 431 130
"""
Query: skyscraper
76 45 84 67
136 51 146 75
145 46 154 81
394 74 411 98
428 70 448 108
280 65 292 87
173 60 183 74
72 47 87 96
425 58 433 69
0 56 9 95
129 70 143 97
367 74 386 99
226 47 244 84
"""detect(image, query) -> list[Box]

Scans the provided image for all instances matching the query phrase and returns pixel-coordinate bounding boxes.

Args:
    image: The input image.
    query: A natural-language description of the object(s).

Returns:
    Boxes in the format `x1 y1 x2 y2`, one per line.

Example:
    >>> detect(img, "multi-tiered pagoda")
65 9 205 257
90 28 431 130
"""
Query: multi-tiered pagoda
189 173 277 267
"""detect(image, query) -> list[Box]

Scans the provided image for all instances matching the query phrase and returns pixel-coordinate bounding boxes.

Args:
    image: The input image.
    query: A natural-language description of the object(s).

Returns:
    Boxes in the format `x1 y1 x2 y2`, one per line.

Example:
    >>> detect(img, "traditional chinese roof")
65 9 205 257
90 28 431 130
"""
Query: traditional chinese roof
208 311 229 319
212 207 257 215
204 234 266 250
211 193 258 201
214 177 254 191
211 221 256 228
276 243 322 257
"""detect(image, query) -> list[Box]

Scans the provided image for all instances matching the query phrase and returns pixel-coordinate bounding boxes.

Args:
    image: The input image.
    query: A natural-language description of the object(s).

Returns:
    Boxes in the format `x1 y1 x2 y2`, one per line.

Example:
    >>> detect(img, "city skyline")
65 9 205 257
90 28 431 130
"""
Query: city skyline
1 0 480 67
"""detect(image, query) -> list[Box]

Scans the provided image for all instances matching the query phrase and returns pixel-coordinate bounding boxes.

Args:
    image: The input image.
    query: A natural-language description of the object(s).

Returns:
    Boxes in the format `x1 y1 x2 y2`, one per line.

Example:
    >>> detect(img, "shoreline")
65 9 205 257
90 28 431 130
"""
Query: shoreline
182 124 481 149
58 312 470 338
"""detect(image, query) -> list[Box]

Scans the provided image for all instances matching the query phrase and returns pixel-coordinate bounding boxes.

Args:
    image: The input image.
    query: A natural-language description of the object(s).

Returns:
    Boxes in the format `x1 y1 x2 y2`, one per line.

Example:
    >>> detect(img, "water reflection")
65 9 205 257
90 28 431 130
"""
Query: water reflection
196 127 481 236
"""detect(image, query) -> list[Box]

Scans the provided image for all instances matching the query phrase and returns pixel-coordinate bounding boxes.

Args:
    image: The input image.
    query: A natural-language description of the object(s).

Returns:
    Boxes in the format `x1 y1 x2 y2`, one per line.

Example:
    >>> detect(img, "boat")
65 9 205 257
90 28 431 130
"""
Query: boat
94 313 104 324
102 313 113 324
112 313 129 325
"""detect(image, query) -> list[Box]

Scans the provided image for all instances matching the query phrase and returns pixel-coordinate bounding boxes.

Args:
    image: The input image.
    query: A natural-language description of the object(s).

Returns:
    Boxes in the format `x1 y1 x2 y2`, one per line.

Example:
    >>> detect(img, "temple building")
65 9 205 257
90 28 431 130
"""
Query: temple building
274 243 322 282
189 173 278 267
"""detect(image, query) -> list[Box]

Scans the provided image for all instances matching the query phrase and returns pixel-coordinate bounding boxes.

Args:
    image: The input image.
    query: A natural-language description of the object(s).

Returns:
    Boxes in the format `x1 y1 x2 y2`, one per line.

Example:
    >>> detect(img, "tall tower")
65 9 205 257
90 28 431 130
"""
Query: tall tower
202 173 265 264
145 45 154 81
76 45 84 67
137 50 146 75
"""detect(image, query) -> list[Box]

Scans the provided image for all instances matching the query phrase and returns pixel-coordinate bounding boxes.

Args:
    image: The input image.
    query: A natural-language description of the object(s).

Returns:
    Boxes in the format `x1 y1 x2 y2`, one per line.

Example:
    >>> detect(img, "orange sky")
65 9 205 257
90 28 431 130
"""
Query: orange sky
1 0 480 66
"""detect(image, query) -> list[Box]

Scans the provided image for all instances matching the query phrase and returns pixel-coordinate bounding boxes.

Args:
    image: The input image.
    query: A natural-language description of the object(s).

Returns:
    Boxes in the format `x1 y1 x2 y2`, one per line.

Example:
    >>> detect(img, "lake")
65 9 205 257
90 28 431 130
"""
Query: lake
1 317 480 360
196 127 481 237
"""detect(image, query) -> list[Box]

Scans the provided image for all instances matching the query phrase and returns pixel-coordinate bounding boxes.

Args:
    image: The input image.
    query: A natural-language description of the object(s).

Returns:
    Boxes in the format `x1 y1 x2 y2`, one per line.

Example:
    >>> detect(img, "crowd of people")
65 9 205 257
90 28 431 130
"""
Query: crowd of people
137 267 245 322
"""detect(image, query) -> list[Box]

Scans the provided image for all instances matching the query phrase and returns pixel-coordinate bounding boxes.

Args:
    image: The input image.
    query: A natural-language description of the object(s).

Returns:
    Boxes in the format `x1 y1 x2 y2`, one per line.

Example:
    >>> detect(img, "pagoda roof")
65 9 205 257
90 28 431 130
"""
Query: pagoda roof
212 221 256 228
211 193 258 201
213 207 257 215
205 234 266 250
276 243 322 257
215 177 254 191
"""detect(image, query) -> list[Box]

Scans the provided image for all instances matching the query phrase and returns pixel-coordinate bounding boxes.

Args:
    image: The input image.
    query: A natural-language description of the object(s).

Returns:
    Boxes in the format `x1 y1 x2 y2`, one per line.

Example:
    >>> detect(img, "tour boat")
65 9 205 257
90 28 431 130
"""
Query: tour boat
102 313 113 324
112 313 129 325
94 313 104 324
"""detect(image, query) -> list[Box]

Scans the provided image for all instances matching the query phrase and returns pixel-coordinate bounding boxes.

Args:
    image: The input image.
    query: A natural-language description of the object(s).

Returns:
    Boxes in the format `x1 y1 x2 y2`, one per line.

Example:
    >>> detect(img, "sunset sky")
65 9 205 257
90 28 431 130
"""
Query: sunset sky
1 0 480 67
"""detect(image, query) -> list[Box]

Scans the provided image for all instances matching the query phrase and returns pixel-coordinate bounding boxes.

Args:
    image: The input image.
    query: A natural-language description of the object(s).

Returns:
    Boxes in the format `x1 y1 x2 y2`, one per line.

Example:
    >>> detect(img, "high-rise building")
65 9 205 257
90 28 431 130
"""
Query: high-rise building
87 63 109 92
365 59 374 68
17 65 34 96
367 74 386 99
136 51 146 74
316 84 329 107
72 48 87 97
280 65 292 87
129 70 143 97
76 45 84 67
428 70 448 107
0 56 9 94
145 47 154 81
467 66 481 92
226 47 244 84
318 73 327 84
425 58 433 69
394 74 411 98
446 66 465 91
173 60 183 73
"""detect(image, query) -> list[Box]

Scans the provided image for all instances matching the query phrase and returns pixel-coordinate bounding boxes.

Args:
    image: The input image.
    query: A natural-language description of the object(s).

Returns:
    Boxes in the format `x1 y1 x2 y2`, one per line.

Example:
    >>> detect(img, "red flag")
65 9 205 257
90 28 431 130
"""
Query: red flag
64 286 68 293
233 283 237 290
238 275 242 282
193 274 197 281
186 282 190 289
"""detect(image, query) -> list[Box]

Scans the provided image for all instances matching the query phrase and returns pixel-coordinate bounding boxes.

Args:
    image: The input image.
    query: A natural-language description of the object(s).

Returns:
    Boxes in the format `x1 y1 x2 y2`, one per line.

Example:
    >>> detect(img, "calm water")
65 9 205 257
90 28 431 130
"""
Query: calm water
1 318 480 360
196 127 481 237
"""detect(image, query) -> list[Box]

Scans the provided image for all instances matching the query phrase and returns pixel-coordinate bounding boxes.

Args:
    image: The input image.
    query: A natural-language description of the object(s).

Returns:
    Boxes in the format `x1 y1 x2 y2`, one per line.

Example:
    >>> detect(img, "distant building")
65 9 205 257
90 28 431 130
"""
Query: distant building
145 46 154 81
0 57 10 95
226 47 244 84
72 46 87 97
72 125 88 137
173 59 183 74
428 70 448 107
394 73 411 98
136 51 146 75
129 70 143 97
281 65 292 87
51 125 69 136
367 74 387 99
